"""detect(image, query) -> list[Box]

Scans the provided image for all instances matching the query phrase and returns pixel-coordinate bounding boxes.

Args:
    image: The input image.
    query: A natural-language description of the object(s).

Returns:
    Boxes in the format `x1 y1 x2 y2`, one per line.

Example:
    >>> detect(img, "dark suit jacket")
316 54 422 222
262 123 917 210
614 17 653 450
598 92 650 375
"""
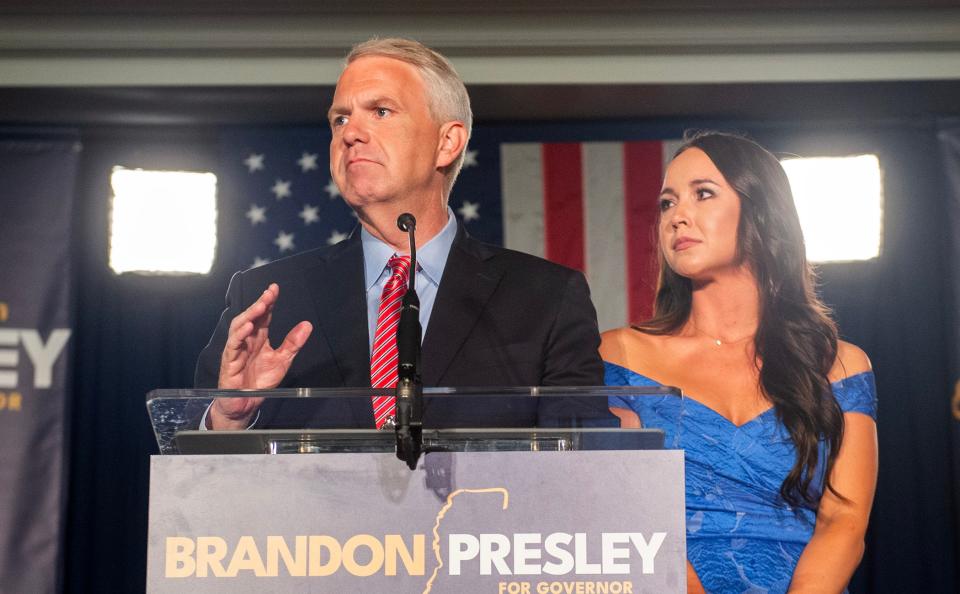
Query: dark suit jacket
195 224 610 428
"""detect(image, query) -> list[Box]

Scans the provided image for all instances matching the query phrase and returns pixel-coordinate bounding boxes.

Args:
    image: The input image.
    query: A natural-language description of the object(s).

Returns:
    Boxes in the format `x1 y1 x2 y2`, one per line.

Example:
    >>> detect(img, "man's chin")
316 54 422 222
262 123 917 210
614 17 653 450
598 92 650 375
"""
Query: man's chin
341 187 393 211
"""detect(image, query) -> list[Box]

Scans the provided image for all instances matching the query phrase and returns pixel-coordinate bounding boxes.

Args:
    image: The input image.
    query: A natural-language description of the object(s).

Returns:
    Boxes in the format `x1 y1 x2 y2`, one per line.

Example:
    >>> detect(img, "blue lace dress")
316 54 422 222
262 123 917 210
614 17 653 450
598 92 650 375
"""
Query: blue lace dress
605 361 877 594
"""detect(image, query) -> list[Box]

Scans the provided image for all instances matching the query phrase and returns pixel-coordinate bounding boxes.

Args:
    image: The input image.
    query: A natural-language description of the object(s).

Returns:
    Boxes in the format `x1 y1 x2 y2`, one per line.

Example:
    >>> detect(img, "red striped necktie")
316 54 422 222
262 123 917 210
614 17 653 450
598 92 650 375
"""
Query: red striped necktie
370 255 411 429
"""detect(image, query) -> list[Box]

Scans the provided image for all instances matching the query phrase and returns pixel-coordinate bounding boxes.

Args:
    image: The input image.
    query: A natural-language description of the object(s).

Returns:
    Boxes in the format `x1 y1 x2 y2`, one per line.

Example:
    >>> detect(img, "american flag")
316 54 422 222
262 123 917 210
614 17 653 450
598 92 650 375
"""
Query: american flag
219 126 678 330
218 127 354 271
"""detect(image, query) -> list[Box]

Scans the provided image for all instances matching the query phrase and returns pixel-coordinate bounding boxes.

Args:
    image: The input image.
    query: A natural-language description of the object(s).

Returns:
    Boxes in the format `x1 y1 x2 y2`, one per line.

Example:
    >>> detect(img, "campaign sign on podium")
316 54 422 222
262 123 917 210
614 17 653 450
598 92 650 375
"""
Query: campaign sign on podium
146 387 687 593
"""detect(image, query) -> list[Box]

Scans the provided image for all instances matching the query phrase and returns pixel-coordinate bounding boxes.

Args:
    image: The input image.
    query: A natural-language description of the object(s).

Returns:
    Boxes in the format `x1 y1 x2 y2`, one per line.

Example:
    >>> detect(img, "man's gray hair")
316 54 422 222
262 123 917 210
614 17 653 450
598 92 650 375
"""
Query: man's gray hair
346 38 473 197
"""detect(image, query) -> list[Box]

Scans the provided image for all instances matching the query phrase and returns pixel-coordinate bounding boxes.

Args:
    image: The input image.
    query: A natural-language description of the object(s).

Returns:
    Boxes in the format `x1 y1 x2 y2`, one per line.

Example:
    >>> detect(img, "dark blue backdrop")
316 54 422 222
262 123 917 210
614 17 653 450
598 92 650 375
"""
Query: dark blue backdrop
59 118 958 593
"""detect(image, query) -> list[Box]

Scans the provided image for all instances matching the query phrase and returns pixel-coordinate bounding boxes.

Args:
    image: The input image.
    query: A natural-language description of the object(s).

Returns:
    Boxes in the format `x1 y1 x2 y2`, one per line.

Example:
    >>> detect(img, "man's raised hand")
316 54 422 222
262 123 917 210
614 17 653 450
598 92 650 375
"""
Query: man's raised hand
209 283 312 429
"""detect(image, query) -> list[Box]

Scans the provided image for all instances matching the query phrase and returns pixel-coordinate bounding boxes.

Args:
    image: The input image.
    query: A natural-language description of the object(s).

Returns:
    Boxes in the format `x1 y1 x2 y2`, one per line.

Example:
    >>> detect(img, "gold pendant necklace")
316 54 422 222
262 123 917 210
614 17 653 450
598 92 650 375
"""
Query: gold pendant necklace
690 324 755 347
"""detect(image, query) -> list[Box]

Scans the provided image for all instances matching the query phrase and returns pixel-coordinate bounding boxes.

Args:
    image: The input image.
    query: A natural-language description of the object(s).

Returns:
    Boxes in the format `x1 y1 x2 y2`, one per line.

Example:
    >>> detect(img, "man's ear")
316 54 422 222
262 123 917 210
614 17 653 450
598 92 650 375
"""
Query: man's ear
435 121 468 169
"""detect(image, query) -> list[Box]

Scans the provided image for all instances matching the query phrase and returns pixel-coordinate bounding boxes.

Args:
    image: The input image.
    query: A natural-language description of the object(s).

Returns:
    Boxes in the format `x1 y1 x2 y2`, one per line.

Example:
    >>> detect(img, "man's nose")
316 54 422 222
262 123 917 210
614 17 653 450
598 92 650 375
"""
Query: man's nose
341 118 367 146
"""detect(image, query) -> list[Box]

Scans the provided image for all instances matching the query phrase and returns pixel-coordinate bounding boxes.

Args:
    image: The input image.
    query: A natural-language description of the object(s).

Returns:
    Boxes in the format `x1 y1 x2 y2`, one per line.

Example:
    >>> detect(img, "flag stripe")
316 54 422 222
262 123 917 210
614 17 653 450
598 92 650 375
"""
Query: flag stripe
542 143 585 272
583 142 627 332
624 141 664 324
501 143 545 258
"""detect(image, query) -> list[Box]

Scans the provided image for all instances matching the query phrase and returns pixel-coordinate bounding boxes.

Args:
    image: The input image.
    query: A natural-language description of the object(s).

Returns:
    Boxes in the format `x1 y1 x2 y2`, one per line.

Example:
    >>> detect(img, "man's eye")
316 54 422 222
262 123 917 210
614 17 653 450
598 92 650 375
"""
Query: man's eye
332 115 348 127
376 107 391 118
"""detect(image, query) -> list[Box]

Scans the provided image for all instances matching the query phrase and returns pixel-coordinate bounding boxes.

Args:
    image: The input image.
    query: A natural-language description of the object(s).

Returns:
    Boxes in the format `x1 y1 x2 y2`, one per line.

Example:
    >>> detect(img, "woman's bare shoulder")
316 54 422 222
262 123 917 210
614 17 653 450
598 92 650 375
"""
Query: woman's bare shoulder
828 340 873 382
600 327 665 371
599 327 632 366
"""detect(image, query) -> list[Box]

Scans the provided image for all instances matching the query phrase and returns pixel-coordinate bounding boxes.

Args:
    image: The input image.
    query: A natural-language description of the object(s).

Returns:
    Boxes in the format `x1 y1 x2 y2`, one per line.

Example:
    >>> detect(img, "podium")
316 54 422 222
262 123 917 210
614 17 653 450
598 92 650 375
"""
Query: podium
146 387 687 593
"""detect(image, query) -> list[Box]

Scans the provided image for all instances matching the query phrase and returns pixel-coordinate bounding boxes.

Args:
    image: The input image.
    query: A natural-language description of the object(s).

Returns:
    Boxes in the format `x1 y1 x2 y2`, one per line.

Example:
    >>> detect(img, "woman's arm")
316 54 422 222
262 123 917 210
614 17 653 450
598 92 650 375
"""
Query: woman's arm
601 328 644 427
788 411 878 593
687 561 706 594
610 406 641 427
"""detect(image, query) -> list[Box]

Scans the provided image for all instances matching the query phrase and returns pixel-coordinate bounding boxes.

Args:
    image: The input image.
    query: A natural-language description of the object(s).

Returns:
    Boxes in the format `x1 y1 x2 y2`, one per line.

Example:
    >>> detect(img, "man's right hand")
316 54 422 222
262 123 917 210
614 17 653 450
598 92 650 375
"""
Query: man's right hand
209 283 313 430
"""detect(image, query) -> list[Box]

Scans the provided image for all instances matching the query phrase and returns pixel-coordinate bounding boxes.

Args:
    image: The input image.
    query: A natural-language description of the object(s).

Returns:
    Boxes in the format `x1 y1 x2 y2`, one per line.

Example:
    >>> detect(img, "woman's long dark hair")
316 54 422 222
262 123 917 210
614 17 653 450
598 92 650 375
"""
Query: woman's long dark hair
638 131 843 508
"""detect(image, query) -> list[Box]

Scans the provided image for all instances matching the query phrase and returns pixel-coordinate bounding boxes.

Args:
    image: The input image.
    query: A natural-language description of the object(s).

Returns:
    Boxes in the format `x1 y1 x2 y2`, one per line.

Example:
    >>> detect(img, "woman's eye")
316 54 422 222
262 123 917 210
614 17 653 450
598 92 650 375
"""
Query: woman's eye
658 198 674 212
696 188 714 200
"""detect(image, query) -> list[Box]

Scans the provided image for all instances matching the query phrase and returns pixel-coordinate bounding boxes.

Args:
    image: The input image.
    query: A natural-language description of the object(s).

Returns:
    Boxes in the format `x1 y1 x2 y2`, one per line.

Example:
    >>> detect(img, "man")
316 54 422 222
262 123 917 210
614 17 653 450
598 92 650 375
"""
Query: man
195 38 607 430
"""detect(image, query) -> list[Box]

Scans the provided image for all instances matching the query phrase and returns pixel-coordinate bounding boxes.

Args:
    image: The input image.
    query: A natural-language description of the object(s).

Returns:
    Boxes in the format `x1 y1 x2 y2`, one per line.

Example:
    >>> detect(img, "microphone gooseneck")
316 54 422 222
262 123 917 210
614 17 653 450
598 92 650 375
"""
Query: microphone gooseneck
397 213 417 294
394 213 423 470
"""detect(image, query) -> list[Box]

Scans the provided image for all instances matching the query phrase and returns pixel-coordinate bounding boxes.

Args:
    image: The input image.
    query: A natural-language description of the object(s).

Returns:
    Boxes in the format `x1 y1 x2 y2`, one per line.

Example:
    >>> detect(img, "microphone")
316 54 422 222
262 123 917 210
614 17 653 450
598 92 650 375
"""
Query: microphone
397 212 415 232
394 213 423 470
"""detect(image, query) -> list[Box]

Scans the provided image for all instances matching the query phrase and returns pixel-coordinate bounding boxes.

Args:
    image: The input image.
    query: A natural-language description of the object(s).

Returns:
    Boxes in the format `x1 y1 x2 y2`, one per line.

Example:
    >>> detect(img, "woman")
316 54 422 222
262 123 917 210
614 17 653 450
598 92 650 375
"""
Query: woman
602 132 877 593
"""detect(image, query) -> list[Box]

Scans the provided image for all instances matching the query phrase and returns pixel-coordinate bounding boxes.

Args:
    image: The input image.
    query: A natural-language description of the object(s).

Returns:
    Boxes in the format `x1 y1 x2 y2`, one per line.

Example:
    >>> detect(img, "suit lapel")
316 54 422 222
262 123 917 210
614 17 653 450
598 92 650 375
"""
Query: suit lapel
303 233 374 426
421 227 502 386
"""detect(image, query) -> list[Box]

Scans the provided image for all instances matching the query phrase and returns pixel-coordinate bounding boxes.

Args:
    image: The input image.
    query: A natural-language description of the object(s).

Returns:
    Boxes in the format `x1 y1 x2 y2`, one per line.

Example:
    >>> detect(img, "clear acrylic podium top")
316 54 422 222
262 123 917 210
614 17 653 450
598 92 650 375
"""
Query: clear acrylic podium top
145 386 683 456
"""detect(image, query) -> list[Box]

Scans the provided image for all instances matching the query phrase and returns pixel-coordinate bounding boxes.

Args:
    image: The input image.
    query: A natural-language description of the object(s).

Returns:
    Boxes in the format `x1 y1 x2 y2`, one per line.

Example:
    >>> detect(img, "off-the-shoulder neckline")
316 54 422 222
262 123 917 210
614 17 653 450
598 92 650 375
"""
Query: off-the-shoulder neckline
605 361 874 429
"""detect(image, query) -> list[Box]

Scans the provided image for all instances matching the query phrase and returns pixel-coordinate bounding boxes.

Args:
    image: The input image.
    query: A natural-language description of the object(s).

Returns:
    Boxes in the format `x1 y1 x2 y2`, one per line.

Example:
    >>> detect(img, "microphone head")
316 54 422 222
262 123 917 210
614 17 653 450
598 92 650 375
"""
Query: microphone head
397 213 416 232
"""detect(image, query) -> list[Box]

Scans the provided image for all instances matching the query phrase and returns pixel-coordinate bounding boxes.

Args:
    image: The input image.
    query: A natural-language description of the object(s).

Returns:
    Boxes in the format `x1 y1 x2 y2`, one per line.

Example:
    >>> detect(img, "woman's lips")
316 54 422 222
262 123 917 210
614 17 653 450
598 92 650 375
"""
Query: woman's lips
672 237 701 251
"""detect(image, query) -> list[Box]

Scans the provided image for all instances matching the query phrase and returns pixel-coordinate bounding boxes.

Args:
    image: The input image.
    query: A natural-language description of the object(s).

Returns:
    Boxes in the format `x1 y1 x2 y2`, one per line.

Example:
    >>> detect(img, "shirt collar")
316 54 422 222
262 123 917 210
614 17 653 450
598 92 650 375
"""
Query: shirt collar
361 207 458 291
